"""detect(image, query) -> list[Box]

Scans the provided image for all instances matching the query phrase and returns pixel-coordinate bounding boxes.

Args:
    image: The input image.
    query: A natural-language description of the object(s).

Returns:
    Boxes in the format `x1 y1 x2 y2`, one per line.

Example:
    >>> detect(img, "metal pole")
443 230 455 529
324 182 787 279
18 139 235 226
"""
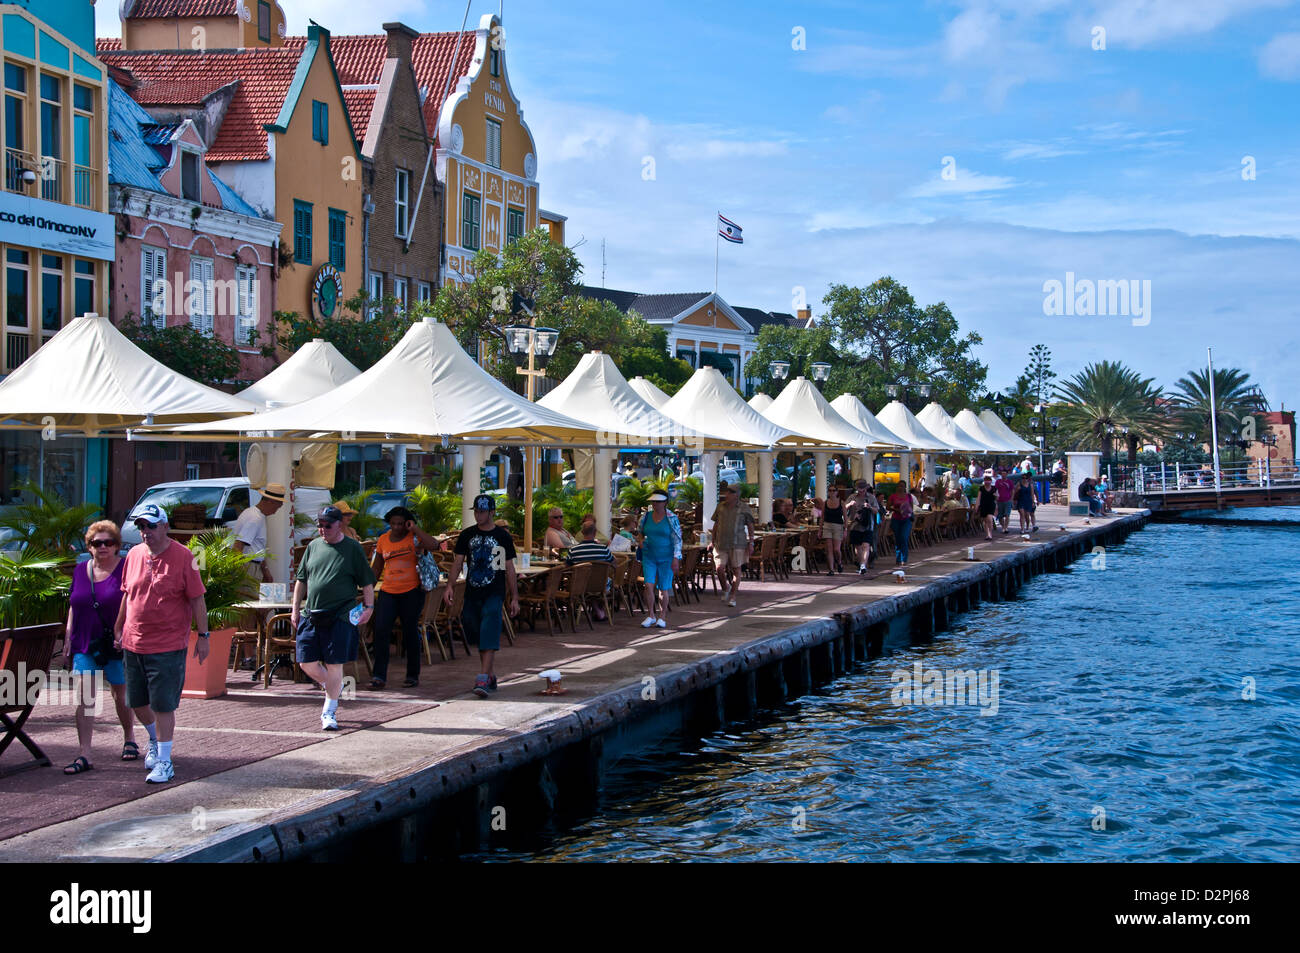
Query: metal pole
1207 347 1223 496
522 345 535 553
1161 461 1166 493
1175 461 1181 489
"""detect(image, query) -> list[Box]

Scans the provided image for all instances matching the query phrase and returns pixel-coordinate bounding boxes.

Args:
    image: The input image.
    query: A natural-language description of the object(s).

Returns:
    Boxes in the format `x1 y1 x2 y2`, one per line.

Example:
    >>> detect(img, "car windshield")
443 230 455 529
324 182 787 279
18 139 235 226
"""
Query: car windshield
364 495 407 518
136 486 226 519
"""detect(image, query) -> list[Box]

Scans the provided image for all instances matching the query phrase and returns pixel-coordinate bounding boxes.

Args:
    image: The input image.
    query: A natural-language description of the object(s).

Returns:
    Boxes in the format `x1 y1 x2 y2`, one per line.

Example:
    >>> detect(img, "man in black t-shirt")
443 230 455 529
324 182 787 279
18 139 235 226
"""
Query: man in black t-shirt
444 494 519 698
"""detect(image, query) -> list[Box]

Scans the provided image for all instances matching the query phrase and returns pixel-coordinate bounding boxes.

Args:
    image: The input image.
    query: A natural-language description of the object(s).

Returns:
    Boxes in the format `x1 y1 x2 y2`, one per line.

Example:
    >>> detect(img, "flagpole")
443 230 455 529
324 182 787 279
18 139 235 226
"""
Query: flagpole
714 210 719 296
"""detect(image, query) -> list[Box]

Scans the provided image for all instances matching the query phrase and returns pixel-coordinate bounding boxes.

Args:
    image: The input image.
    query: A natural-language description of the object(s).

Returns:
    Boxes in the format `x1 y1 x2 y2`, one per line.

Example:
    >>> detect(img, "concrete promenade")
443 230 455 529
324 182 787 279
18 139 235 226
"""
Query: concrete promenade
0 504 1144 861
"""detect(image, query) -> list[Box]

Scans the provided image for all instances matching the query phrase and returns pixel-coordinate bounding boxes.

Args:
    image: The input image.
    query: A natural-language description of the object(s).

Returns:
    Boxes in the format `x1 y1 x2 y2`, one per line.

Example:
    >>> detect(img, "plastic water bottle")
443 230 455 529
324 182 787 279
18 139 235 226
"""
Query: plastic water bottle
349 603 365 626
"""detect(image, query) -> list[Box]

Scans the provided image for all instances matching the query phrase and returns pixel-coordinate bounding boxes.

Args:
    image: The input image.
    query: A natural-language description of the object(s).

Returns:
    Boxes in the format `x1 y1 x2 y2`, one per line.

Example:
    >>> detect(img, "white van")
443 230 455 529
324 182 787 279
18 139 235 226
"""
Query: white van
120 478 329 550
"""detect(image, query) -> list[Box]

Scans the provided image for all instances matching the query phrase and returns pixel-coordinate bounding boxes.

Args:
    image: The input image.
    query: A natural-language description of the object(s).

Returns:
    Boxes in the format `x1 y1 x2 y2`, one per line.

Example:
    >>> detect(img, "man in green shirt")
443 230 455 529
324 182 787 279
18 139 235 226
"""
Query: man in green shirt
293 506 376 730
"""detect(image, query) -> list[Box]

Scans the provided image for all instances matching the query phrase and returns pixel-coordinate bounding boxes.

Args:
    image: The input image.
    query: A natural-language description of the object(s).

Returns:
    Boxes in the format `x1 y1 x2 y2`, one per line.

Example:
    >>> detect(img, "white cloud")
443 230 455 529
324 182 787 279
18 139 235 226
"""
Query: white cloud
1001 141 1082 160
1259 32 1300 80
909 170 1018 197
1084 0 1293 48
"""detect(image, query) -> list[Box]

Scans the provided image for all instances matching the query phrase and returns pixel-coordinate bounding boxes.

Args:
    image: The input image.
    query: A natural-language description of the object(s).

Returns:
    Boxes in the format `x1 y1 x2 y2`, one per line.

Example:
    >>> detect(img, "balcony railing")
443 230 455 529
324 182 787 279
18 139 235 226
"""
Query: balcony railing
38 154 64 203
1 149 94 206
73 164 96 209
5 333 29 374
4 147 35 194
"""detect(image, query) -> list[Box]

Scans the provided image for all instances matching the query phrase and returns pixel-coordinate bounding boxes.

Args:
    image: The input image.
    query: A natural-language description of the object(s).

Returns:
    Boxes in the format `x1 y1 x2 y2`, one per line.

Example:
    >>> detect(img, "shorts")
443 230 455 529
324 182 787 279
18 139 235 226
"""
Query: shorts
461 592 504 652
295 611 359 665
72 653 125 686
124 648 187 713
642 556 674 591
821 522 845 542
997 500 1012 520
714 547 748 570
848 528 872 546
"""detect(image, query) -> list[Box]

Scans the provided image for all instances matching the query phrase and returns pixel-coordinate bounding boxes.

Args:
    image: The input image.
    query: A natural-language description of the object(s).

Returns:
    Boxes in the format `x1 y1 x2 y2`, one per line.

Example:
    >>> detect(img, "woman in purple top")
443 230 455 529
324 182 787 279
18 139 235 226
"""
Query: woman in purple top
62 520 137 774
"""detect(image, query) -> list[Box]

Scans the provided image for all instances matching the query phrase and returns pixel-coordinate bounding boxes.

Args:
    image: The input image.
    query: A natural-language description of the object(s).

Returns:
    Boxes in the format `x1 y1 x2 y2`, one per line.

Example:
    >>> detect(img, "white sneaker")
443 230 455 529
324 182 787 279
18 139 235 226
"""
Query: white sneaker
321 710 339 731
641 616 657 628
720 584 731 602
144 740 159 769
727 598 737 608
145 759 173 784
655 618 667 628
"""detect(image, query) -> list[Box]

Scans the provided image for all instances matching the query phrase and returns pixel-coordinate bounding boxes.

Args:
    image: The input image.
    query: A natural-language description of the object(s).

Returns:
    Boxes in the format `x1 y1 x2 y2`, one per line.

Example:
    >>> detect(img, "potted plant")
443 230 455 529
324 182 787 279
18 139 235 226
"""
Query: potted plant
0 482 100 566
0 549 71 628
182 530 258 699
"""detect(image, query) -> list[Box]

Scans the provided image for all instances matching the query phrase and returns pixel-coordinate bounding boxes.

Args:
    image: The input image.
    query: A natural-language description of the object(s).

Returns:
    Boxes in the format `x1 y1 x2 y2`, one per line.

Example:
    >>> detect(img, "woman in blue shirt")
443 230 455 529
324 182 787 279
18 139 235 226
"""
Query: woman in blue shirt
638 492 681 630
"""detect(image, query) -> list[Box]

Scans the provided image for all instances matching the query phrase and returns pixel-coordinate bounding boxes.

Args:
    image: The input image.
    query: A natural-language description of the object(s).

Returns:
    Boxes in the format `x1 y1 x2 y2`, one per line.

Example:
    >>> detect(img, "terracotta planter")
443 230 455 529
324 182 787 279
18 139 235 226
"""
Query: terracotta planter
181 626 234 699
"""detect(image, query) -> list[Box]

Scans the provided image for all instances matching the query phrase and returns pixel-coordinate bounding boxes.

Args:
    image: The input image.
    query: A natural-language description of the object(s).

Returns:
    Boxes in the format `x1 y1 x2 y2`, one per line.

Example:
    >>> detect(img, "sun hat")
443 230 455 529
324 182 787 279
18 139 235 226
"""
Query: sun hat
647 491 669 502
331 500 358 516
259 483 287 503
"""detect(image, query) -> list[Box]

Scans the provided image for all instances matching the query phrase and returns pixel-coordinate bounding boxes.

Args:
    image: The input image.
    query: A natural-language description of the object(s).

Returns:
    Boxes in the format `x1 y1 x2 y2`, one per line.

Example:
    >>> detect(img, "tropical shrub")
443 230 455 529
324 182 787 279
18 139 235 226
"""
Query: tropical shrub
0 482 100 554
0 549 71 628
187 531 259 630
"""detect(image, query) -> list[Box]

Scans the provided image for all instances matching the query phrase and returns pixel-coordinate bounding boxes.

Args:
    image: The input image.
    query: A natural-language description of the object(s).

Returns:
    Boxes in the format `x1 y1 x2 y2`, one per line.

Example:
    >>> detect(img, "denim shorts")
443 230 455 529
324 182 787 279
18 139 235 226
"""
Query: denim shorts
72 653 125 686
997 500 1012 520
642 557 674 591
124 649 187 713
461 592 504 652
295 611 359 665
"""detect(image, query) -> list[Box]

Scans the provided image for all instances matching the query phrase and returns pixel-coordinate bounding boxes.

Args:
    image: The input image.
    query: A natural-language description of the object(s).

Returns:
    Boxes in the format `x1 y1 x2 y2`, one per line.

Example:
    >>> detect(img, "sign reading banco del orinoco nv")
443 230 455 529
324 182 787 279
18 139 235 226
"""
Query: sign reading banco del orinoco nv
0 190 115 261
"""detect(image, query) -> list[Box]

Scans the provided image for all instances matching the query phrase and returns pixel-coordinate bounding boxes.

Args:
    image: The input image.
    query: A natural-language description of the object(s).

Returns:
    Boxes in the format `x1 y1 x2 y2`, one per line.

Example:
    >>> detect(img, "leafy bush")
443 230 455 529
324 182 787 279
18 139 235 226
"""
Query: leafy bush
0 482 101 554
497 483 593 543
408 483 463 535
338 488 384 539
187 531 258 631
0 549 71 628
118 312 242 387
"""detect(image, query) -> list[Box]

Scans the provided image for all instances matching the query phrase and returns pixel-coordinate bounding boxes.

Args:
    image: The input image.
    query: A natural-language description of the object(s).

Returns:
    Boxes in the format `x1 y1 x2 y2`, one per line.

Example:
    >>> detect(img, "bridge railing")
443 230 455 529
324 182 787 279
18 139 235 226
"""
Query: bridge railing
1104 461 1300 494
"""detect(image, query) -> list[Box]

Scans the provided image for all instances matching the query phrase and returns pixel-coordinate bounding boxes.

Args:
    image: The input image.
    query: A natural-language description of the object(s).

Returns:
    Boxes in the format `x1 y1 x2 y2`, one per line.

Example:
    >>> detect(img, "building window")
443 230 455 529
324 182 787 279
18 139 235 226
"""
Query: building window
6 249 29 328
394 168 409 239
293 200 312 264
328 208 346 271
189 257 214 337
40 254 61 333
418 282 431 304
72 83 93 208
74 259 94 318
461 192 480 251
393 277 408 312
38 73 61 202
140 245 167 328
485 118 501 169
181 151 200 202
312 100 328 145
490 45 500 77
235 264 257 344
4 62 28 193
258 1 272 42
506 206 524 244
368 272 383 318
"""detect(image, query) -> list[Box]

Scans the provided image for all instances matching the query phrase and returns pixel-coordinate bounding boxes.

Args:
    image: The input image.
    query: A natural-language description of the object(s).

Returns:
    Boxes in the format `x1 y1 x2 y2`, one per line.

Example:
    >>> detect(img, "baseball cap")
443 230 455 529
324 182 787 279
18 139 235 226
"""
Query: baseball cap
473 493 496 511
130 502 168 526
317 505 344 523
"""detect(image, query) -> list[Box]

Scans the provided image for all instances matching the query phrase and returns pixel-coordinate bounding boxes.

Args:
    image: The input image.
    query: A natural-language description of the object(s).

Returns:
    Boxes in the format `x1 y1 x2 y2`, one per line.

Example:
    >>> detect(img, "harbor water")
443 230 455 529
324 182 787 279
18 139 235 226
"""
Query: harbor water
483 510 1300 862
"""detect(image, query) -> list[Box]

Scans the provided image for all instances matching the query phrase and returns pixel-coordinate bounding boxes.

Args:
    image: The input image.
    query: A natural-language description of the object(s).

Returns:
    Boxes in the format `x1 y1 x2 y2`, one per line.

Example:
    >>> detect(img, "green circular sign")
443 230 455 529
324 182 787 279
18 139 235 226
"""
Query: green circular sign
313 264 342 320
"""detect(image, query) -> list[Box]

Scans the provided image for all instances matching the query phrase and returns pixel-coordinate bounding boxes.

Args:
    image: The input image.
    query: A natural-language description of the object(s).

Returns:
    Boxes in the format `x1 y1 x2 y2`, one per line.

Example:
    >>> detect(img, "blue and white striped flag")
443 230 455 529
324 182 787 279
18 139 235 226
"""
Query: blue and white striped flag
718 214 743 244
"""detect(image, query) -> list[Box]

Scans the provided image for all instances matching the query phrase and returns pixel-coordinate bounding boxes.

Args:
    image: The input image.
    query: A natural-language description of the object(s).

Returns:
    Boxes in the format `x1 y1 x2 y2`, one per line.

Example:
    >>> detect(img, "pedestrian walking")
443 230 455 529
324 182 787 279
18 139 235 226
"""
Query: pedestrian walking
978 476 998 540
888 483 915 566
846 480 878 574
61 520 136 775
820 486 846 574
710 484 754 607
1014 474 1037 534
637 492 681 629
292 506 375 730
231 483 286 582
369 506 439 689
115 504 209 784
994 469 1014 534
444 494 519 698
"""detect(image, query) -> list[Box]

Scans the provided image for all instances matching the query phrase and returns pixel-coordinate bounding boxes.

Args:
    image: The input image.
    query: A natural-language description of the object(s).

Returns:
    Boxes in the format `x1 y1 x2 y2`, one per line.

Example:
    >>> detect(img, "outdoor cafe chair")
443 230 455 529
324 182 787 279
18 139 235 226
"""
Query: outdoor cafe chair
260 612 300 689
0 622 61 776
418 583 450 662
556 564 592 633
433 580 471 657
520 564 564 636
583 561 615 629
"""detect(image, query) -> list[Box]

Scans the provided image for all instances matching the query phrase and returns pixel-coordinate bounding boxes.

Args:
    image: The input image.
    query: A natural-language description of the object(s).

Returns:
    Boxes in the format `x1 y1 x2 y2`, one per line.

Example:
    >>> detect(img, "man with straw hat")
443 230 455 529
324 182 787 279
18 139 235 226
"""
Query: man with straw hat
231 483 286 582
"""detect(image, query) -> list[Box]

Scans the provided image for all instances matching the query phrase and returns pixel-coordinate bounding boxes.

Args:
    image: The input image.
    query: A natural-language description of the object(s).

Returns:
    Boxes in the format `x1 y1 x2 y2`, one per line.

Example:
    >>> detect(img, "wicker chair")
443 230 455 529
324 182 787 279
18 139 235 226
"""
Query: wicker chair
520 566 564 636
433 580 470 657
582 561 615 628
260 612 299 688
556 564 591 633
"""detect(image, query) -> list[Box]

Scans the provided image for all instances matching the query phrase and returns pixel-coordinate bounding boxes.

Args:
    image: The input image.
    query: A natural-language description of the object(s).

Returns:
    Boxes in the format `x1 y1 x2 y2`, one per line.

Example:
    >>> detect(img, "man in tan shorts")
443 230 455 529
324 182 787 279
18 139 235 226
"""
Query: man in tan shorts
710 484 754 608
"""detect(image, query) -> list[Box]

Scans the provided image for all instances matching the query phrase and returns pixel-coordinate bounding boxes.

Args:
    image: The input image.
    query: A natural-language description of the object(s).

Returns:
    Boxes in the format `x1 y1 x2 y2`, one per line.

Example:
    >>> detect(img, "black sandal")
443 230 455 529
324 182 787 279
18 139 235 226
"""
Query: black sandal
64 756 93 775
121 741 140 761
402 677 418 688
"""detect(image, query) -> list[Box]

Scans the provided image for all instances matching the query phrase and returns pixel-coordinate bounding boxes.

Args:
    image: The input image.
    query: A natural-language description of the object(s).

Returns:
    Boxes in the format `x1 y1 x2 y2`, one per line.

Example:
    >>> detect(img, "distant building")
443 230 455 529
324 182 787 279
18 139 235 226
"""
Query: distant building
578 285 813 394
1247 410 1295 478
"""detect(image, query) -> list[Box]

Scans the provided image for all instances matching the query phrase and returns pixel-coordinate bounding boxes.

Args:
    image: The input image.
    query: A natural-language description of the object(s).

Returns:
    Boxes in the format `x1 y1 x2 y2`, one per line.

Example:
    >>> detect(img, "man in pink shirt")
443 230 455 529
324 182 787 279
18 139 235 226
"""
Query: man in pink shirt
114 503 209 784
994 469 1015 534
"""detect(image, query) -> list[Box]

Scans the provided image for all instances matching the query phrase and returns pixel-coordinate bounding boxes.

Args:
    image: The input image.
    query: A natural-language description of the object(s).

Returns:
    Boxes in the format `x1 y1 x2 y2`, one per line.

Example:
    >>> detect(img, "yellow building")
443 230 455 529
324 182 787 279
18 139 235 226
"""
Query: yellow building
103 3 364 325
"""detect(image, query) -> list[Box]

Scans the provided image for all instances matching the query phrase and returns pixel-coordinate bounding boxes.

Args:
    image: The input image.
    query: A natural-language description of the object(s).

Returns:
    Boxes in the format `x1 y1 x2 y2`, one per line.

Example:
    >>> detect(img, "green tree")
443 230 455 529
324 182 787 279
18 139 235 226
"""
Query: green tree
269 291 420 372
1024 344 1056 408
743 323 835 397
810 278 988 410
118 313 242 387
1053 361 1170 463
0 482 101 553
1170 366 1267 451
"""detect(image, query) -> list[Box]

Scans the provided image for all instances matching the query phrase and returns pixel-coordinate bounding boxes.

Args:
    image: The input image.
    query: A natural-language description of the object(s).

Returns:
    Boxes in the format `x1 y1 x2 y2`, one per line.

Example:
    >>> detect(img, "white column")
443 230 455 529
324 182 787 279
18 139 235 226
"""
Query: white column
757 451 773 523
593 448 616 537
1067 451 1101 515
461 444 486 528
263 439 293 584
393 444 407 491
814 452 829 500
701 450 719 530
899 452 913 490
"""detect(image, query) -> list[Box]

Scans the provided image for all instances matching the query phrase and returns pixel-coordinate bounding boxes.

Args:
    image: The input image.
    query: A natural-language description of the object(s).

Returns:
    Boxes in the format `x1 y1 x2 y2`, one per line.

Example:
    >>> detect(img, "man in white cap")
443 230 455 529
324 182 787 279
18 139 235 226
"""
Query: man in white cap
231 483 286 582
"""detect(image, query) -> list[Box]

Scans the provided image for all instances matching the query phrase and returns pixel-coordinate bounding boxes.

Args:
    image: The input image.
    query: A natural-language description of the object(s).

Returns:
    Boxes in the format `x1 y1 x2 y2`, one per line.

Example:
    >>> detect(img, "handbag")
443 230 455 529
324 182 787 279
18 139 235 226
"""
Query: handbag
84 561 123 667
417 550 442 591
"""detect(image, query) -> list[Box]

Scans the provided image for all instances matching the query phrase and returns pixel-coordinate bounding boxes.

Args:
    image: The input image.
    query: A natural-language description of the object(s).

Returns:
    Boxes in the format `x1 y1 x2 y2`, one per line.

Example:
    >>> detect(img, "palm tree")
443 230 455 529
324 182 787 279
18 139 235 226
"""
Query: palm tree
1053 361 1169 463
0 482 101 554
1170 367 1267 451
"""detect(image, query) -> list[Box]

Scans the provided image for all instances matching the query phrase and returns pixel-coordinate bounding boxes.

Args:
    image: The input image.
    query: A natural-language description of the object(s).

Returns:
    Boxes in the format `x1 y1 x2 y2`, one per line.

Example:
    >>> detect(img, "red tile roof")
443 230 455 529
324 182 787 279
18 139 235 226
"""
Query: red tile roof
98 38 123 52
286 31 476 143
98 47 303 161
341 87 377 141
126 0 238 17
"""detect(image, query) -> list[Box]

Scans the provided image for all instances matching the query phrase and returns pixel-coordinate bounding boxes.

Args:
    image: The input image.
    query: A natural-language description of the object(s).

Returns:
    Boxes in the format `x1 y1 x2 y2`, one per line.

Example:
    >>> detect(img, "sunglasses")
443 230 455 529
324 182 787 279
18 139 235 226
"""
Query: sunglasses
316 520 338 528
550 514 563 520
89 539 117 548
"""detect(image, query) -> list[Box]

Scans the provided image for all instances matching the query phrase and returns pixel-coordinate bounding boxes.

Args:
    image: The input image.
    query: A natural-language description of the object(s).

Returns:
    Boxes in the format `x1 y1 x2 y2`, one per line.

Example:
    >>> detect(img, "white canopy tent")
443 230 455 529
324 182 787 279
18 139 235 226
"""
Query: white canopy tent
829 393 911 483
747 393 774 413
235 338 361 408
0 313 258 432
875 401 951 453
539 352 742 532
977 409 1037 454
955 409 1026 454
627 376 671 410
917 402 1003 454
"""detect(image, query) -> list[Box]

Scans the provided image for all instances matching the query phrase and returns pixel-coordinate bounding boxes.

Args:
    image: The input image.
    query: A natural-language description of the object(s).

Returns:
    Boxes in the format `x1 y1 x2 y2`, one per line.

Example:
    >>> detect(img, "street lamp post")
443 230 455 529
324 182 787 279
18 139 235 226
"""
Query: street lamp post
504 321 559 553
809 362 832 390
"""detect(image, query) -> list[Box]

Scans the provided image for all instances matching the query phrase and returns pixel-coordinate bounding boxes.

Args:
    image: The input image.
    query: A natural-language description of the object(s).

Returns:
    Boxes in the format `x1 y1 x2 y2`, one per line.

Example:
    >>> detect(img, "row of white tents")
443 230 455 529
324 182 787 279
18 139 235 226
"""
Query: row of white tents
0 314 1036 570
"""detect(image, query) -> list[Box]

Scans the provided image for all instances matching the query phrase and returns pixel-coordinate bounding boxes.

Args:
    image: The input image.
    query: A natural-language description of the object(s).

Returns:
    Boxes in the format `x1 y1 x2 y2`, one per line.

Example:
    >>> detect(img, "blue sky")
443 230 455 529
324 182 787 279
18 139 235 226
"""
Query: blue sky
99 1 1300 411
